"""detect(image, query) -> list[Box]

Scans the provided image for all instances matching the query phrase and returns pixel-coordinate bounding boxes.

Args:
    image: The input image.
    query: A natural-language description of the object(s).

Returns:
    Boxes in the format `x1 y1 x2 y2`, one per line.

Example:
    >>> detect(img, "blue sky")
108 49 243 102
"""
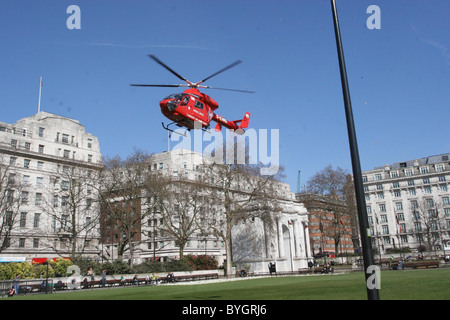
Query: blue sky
1 0 449 192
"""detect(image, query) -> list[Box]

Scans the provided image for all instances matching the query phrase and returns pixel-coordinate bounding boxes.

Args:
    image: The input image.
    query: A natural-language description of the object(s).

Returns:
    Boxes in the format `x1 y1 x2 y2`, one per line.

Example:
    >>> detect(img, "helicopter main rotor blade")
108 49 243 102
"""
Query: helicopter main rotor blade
130 84 188 88
197 85 255 93
148 55 192 85
197 60 242 85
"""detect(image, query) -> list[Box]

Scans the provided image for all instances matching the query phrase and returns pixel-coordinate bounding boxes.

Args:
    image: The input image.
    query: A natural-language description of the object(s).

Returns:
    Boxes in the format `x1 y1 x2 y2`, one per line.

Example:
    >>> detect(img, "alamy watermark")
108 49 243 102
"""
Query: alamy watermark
170 122 280 176
366 5 381 30
366 265 381 290
66 5 81 30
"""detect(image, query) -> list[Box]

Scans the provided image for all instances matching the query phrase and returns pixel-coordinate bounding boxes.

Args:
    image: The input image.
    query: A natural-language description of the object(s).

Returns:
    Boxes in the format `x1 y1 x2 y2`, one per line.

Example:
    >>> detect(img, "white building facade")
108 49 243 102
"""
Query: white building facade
0 112 102 262
0 113 310 273
363 154 450 254
111 149 310 273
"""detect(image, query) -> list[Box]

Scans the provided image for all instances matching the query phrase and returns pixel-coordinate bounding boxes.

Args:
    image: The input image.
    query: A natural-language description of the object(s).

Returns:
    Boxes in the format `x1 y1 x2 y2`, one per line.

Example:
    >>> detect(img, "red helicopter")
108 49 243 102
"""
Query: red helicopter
131 55 253 135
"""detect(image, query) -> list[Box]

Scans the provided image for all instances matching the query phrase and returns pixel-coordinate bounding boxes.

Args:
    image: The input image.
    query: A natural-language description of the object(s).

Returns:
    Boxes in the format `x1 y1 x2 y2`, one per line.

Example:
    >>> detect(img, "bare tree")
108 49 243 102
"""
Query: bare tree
305 165 355 256
306 165 349 198
44 164 102 261
201 160 284 276
155 177 214 259
0 156 23 252
410 198 446 252
100 149 164 266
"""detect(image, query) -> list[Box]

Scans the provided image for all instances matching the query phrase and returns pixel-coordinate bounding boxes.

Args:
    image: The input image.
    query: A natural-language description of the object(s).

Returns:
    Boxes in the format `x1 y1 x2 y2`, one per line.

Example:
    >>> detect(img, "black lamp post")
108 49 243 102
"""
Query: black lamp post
330 0 380 300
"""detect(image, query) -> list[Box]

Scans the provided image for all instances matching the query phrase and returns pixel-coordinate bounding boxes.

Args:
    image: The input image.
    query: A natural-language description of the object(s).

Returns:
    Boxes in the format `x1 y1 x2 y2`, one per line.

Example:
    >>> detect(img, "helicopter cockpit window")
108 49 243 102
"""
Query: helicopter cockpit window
194 100 204 110
164 93 186 101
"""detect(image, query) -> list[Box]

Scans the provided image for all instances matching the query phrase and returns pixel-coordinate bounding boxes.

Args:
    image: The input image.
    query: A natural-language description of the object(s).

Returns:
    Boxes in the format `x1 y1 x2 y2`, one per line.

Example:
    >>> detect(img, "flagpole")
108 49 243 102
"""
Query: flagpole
38 76 42 113
168 129 171 152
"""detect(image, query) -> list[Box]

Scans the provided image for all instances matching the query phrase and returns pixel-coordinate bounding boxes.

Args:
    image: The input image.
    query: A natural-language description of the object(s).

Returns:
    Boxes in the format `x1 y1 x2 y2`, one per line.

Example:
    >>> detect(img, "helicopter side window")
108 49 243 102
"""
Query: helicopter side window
180 95 189 106
194 100 204 110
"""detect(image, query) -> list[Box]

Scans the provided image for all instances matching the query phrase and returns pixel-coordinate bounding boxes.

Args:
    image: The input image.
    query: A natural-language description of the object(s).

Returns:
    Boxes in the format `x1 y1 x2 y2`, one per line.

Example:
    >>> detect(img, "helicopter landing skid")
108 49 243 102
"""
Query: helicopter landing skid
162 122 188 137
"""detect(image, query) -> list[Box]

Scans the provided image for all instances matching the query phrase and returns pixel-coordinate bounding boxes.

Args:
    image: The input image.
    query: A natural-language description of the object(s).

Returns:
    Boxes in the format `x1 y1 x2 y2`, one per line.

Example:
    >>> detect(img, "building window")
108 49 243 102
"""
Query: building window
88 139 92 148
62 134 69 144
24 159 30 168
436 164 445 172
375 173 382 181
35 193 42 205
36 177 43 188
62 196 68 207
19 238 25 248
444 208 450 217
21 191 28 204
33 213 40 228
63 150 70 158
390 171 399 178
39 127 45 137
25 142 31 151
33 239 39 248
20 212 27 228
442 197 450 206
38 145 44 153
414 222 422 232
420 166 429 174
22 175 30 186
405 169 413 177
380 214 388 223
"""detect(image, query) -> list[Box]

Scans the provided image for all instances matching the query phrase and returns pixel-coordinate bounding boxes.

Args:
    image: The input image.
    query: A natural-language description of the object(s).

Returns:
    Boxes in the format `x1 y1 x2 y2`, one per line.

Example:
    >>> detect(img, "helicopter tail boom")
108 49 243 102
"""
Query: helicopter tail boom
213 112 251 134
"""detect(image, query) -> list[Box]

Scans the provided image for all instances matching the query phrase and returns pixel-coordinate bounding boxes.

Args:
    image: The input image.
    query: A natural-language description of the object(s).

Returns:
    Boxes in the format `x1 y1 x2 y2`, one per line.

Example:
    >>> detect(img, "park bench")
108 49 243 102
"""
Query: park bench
298 268 312 275
391 260 440 270
313 266 334 274
173 273 219 282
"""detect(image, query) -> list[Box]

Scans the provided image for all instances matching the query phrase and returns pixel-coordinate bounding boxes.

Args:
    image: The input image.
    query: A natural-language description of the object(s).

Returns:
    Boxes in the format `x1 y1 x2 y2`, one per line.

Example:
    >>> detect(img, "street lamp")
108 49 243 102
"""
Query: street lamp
330 0 380 300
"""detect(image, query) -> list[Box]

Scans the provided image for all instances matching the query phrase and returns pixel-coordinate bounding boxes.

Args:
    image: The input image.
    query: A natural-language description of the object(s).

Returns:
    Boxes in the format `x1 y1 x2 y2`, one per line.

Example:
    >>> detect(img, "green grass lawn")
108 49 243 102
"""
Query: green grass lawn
8 268 450 300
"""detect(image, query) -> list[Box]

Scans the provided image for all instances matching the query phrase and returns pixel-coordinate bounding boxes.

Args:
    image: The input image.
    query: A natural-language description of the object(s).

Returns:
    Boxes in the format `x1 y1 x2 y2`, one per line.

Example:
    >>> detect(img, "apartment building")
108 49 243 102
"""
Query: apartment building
363 154 450 254
296 193 354 257
0 112 102 262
